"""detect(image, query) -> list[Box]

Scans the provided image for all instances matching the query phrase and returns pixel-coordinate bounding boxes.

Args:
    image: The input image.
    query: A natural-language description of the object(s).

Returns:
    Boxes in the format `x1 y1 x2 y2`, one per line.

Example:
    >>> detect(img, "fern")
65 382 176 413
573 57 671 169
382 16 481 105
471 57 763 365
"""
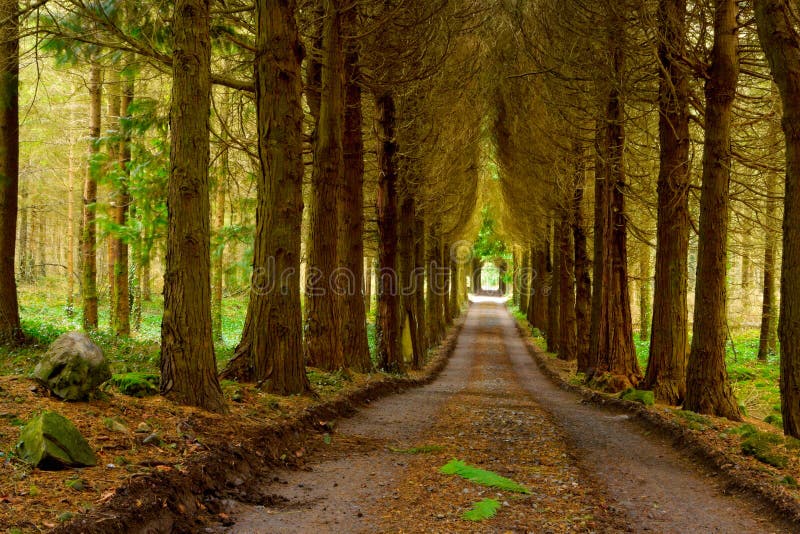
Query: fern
463 498 501 521
440 459 531 494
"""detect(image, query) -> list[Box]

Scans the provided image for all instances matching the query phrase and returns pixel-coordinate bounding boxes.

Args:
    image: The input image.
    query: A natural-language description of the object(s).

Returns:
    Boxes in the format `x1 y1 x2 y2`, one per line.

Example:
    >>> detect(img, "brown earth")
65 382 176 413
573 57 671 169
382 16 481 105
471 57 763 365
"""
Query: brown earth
214 299 798 533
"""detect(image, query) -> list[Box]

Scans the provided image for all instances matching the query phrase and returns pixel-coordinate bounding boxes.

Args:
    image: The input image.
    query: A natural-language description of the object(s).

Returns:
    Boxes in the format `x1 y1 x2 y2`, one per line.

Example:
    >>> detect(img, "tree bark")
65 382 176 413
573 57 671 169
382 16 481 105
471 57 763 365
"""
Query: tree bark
398 192 420 367
754 0 800 435
558 215 577 361
426 224 443 344
339 15 371 372
375 90 402 373
573 147 592 372
590 15 641 390
0 0 22 344
546 224 560 353
685 0 741 420
107 68 121 329
221 0 310 395
160 0 225 413
113 68 133 337
212 144 226 343
305 0 345 371
413 211 427 362
644 0 691 404
82 64 101 331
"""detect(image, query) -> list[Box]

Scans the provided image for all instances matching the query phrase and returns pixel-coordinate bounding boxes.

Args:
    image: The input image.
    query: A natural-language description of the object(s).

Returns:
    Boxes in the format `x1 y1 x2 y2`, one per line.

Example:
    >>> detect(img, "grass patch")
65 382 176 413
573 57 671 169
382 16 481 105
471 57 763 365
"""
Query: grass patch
741 431 788 468
462 498 501 521
620 388 654 406
440 459 530 494
672 410 712 430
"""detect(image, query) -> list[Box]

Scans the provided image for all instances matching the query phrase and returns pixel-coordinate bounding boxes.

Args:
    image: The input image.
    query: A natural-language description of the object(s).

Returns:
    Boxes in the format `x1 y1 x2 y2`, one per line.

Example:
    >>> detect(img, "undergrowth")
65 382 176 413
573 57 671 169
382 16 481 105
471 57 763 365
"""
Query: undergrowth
440 459 530 494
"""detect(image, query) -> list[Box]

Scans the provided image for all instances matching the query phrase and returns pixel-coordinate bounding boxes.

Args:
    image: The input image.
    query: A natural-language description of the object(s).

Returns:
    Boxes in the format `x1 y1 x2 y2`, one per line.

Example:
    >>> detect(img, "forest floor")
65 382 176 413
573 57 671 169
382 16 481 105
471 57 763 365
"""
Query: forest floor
212 298 796 533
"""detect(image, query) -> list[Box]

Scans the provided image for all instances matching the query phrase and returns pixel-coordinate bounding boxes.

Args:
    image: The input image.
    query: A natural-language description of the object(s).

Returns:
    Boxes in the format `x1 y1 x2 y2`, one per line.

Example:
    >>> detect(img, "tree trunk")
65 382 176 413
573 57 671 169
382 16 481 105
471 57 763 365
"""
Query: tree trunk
220 0 310 395
754 0 800 435
375 90 402 373
546 224 559 352
590 16 641 390
398 192 420 367
160 0 225 413
530 245 548 331
82 64 101 331
67 109 76 315
441 241 452 325
17 185 29 282
107 68 121 329
449 252 460 318
427 224 443 344
573 147 592 373
520 247 531 315
638 244 652 342
471 256 482 294
644 0 691 403
758 102 780 362
113 69 132 337
339 15 371 372
413 211 427 362
685 0 741 420
558 215 577 361
305 0 345 371
212 146 226 343
0 0 22 344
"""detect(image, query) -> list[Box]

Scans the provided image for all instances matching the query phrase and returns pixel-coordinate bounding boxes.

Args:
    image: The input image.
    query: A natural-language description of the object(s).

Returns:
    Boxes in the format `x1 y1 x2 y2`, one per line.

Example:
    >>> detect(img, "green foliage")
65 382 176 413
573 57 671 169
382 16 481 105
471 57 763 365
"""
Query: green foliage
740 432 788 468
462 498 502 521
472 207 508 261
440 459 530 494
781 475 798 488
620 388 655 406
764 414 783 429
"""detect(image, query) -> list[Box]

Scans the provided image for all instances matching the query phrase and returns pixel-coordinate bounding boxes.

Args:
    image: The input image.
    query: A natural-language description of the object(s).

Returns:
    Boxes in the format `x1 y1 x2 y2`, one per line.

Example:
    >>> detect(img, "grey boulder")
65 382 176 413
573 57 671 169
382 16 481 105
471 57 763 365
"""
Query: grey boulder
32 332 111 401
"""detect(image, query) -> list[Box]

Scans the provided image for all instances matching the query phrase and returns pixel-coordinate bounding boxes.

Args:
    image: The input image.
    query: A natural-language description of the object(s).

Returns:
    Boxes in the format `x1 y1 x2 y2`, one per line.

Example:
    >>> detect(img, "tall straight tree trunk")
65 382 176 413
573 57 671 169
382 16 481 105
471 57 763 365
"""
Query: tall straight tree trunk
82 64 102 331
638 244 652 341
221 0 310 395
413 211 427 362
339 17 371 371
471 256 482 293
759 104 780 362
546 225 560 352
107 68 121 329
426 224 443 344
531 245 548 331
520 247 531 315
645 0 691 404
305 0 345 371
685 0 741 420
573 146 592 372
398 192 420 366
449 252 459 318
113 69 133 336
441 241 452 325
160 0 225 412
558 215 577 361
589 120 606 373
0 0 22 344
754 0 800 435
375 90 402 373
67 109 76 315
212 144 226 343
590 13 641 390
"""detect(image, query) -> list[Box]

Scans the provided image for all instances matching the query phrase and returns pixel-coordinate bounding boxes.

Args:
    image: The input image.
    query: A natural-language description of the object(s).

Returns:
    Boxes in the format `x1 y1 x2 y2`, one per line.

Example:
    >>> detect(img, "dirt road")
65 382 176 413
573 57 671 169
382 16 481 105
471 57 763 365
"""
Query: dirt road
214 299 791 533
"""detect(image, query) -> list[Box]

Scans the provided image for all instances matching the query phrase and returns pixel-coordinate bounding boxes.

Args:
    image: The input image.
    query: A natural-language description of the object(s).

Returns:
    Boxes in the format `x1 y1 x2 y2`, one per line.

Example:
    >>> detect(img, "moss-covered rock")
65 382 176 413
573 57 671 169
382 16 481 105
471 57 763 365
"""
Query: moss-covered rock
106 373 159 397
741 431 787 468
32 332 110 401
16 411 97 469
620 388 655 406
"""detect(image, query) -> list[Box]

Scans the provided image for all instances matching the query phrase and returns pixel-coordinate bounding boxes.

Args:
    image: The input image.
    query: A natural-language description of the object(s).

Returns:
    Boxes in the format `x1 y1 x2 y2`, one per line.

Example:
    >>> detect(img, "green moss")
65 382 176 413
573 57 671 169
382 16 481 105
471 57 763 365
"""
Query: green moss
106 372 159 397
729 423 758 438
741 431 787 468
620 388 654 406
764 414 784 429
673 410 712 430
780 475 798 488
